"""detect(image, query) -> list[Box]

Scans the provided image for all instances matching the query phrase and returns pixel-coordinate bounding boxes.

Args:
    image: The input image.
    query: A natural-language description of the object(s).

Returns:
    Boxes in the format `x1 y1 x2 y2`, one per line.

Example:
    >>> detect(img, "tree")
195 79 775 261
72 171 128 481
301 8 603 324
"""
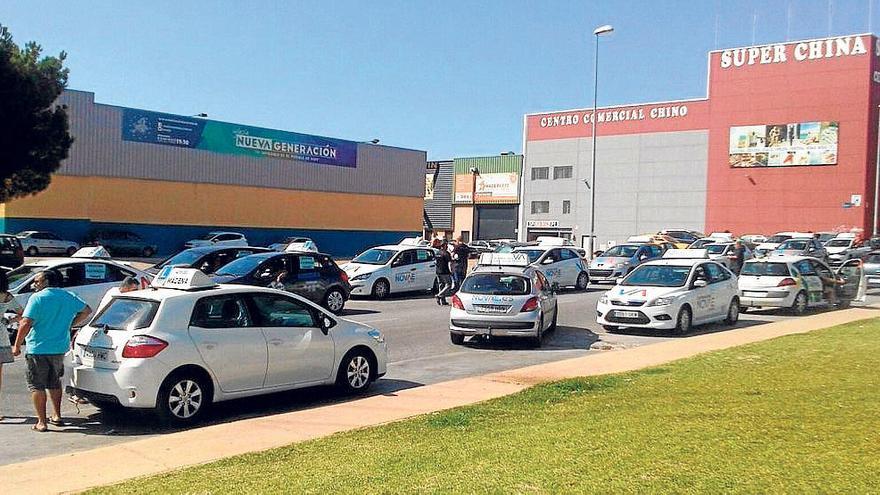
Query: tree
0 23 72 202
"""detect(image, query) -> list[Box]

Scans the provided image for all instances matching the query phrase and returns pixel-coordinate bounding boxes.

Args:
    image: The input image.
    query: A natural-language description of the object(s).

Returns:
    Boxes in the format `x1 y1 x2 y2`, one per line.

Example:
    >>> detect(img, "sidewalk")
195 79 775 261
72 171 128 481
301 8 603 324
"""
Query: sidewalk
2 307 877 495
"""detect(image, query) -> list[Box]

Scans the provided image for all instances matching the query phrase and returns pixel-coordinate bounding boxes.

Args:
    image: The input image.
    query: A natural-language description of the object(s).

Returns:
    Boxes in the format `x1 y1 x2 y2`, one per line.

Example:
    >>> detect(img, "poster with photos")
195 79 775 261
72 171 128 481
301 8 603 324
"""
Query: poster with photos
729 121 838 168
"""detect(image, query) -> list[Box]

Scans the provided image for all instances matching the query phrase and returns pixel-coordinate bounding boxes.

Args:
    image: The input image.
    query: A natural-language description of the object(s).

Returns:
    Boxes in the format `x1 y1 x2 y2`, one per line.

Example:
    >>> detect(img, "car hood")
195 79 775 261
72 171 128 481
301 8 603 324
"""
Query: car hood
342 262 385 276
606 285 683 304
590 256 629 268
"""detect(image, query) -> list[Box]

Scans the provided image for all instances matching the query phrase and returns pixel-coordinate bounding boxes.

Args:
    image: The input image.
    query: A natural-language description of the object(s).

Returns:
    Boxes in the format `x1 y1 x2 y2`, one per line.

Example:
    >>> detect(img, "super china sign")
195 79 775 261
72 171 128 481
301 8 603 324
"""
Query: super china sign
719 35 870 69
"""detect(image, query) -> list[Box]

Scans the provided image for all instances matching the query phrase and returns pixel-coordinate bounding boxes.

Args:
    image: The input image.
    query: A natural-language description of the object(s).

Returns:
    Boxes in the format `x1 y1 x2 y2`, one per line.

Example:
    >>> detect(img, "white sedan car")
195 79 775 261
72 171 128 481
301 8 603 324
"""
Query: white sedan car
344 245 438 298
597 257 739 334
69 268 387 424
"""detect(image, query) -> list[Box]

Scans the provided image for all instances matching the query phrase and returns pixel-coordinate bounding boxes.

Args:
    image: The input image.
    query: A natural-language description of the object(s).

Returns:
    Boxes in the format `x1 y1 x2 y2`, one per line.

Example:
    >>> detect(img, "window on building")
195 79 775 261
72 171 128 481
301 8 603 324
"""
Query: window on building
531 167 549 180
553 166 573 180
562 200 571 214
531 201 550 214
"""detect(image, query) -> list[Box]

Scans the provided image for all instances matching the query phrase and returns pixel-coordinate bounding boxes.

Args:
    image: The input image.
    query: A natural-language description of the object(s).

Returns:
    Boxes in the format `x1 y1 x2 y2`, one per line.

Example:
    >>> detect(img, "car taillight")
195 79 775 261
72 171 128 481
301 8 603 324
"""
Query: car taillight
520 296 540 312
122 335 168 358
451 294 464 309
777 278 797 287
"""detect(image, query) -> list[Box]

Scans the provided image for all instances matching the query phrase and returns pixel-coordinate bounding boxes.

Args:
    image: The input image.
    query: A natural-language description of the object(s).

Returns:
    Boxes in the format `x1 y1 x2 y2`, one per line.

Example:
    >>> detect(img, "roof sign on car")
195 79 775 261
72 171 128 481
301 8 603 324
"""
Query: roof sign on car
71 246 112 259
663 249 708 259
478 252 531 267
152 267 218 290
285 240 318 253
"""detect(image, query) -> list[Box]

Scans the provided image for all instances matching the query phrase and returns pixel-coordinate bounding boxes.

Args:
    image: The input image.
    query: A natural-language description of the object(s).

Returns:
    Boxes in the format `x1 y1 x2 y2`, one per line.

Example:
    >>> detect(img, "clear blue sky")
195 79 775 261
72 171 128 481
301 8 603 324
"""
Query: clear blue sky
2 0 876 159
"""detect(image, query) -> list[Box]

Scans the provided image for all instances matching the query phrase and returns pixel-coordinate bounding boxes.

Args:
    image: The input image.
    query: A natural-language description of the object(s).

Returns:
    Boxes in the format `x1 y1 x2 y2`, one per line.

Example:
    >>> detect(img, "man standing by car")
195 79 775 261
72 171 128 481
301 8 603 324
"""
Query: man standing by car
435 240 454 305
731 240 746 274
451 237 471 290
12 270 92 432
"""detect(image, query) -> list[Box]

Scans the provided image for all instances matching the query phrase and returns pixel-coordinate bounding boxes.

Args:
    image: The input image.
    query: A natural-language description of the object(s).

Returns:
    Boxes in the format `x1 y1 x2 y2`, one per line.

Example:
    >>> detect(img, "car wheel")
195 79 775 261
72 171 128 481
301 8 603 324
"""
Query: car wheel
26 246 38 256
336 349 374 393
372 279 390 300
790 291 808 315
674 306 692 336
575 272 589 291
602 325 618 332
156 371 211 425
142 247 155 258
724 297 740 325
65 246 77 257
323 288 346 315
450 333 465 345
530 315 544 348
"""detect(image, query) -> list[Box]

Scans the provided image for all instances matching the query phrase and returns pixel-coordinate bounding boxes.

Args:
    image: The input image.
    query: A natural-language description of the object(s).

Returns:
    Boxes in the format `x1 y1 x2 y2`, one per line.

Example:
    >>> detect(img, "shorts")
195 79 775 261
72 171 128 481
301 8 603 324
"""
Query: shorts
0 345 12 364
25 354 65 391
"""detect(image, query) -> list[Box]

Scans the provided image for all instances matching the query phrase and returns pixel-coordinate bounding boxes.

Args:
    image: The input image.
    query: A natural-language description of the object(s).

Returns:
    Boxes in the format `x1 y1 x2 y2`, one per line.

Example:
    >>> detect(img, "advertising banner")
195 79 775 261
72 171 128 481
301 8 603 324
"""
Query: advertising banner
454 172 519 204
424 174 435 200
121 108 358 168
729 121 838 168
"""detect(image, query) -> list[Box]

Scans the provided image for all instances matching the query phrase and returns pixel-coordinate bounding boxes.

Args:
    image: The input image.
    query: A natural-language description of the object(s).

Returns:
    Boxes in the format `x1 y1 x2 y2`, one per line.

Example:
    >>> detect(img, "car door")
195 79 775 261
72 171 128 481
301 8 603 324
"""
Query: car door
834 259 866 303
76 262 136 309
46 232 64 253
248 293 335 387
793 260 823 304
534 270 557 326
688 264 715 323
555 248 576 286
389 250 418 293
288 254 324 302
415 249 437 290
538 249 563 284
704 262 731 318
188 294 268 392
252 255 289 288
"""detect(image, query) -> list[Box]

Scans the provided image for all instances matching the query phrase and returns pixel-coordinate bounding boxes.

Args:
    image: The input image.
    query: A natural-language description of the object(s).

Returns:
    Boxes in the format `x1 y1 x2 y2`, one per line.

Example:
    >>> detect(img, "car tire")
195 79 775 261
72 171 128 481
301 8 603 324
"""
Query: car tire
336 348 374 393
450 332 465 345
372 279 390 300
674 306 692 336
790 291 808 315
142 247 155 258
530 315 544 348
575 272 589 291
724 297 740 325
26 246 38 256
323 288 346 315
602 325 618 332
65 246 77 257
156 371 211 425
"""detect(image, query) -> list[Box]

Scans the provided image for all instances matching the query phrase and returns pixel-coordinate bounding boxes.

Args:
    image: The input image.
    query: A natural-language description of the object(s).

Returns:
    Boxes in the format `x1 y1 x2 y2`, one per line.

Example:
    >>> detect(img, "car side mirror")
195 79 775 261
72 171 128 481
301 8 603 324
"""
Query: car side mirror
615 277 624 285
693 279 708 288
319 315 336 334
542 258 554 265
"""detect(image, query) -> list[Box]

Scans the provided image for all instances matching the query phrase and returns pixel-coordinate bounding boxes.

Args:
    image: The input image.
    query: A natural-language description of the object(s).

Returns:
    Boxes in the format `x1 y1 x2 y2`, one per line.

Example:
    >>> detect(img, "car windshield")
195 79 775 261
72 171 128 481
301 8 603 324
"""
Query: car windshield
766 235 792 243
825 239 851 247
622 264 691 287
494 244 519 253
92 298 159 331
515 249 544 264
6 265 45 291
601 246 638 258
352 248 395 265
741 262 791 276
154 250 204 269
215 255 268 276
705 244 729 254
778 240 808 250
461 274 530 295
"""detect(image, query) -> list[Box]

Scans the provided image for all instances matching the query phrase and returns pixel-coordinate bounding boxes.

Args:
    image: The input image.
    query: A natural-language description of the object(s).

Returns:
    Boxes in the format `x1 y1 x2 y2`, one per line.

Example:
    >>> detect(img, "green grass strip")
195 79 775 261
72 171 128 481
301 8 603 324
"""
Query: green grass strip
91 319 880 494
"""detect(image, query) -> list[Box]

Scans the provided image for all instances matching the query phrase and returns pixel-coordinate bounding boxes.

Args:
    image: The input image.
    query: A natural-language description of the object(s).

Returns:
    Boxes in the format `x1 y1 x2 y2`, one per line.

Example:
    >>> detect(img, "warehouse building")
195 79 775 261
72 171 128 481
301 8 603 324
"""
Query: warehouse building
0 90 426 257
522 33 880 249
451 154 522 242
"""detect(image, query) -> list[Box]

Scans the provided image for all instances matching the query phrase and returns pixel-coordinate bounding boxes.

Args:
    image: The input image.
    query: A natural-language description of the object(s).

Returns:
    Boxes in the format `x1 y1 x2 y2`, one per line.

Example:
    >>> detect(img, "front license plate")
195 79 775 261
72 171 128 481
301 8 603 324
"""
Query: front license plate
743 291 765 298
614 310 640 318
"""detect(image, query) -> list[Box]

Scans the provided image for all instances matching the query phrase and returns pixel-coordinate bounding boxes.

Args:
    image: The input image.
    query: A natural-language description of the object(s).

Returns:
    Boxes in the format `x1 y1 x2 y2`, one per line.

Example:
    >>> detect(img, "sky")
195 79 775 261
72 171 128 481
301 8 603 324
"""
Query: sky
1 0 877 160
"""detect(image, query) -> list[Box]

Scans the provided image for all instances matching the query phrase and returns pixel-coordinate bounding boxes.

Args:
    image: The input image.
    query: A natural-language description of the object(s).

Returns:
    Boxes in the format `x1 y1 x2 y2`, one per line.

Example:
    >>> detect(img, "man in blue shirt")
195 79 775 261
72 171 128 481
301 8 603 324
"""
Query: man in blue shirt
13 270 92 432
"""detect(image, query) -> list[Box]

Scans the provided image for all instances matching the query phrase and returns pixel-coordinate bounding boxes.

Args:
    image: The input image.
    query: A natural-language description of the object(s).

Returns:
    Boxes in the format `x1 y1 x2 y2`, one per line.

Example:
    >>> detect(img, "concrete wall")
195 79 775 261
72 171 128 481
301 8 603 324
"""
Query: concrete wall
522 130 708 248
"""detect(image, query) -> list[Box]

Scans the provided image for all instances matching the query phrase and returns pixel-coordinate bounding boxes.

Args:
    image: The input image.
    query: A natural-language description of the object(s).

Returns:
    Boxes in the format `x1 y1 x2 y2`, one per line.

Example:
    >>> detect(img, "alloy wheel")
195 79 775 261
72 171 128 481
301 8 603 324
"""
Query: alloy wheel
167 379 203 419
346 355 371 389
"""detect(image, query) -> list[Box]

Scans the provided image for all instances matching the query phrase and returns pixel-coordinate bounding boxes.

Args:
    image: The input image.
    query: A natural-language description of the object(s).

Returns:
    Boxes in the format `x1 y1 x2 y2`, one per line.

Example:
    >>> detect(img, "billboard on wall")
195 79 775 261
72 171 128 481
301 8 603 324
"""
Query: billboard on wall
121 108 358 168
729 121 838 168
454 172 520 203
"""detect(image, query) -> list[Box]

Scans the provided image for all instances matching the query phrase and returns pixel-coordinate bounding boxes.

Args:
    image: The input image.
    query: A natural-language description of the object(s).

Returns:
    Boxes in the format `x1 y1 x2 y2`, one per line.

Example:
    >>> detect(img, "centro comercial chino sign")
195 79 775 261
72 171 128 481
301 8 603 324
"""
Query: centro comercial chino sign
719 35 870 69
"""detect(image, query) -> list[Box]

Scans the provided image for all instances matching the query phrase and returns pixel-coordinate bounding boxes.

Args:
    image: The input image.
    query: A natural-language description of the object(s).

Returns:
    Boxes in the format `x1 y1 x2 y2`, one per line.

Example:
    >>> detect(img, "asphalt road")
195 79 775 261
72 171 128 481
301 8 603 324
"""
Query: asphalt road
0 283 870 466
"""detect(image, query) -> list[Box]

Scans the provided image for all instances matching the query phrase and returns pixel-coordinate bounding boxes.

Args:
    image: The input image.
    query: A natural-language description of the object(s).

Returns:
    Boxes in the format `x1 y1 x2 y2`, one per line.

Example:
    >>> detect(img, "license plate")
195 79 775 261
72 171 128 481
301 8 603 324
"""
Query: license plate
743 291 765 297
82 346 109 361
474 305 509 314
614 310 640 318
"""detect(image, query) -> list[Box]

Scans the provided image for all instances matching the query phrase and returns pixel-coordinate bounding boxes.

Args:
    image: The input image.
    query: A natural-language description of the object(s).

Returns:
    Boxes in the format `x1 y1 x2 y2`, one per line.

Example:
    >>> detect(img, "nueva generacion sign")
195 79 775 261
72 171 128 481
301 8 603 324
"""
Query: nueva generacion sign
121 109 358 168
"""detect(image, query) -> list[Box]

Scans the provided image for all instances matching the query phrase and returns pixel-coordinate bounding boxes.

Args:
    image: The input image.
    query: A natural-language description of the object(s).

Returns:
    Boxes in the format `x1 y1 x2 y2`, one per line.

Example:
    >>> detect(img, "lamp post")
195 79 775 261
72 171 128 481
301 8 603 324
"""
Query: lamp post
587 24 613 257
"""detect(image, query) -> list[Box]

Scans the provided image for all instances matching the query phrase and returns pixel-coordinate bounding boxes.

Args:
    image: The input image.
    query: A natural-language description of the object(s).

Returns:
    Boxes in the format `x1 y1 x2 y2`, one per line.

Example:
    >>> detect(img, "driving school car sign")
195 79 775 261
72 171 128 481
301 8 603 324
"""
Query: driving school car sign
122 108 358 168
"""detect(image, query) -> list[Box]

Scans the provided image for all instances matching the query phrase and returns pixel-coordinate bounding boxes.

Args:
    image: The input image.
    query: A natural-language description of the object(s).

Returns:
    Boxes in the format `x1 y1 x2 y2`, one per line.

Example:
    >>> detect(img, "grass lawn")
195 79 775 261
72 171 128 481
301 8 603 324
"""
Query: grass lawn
92 319 880 494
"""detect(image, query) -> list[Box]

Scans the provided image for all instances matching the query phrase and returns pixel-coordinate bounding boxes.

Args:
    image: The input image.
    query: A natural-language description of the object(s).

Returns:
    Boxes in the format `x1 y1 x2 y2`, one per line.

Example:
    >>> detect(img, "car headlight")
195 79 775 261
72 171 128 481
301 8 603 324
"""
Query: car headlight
599 294 608 304
648 296 676 307
351 272 372 281
367 329 385 343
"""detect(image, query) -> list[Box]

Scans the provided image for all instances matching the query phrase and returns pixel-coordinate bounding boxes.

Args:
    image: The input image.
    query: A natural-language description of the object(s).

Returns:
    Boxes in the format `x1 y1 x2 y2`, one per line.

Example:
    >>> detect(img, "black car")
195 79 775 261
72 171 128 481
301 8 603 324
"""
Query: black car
212 251 351 314
0 235 24 269
85 229 158 257
149 246 273 275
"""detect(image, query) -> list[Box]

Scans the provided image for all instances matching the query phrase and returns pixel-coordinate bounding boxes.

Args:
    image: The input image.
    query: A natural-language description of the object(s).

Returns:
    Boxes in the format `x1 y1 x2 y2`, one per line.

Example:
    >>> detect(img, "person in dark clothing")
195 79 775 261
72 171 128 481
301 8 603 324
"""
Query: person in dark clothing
730 240 746 274
451 237 471 290
435 241 453 305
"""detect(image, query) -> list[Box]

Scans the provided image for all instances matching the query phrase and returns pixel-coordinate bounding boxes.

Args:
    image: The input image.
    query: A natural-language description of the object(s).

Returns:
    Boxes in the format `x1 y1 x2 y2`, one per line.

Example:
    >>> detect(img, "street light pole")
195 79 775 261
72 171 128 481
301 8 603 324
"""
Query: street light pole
588 24 613 257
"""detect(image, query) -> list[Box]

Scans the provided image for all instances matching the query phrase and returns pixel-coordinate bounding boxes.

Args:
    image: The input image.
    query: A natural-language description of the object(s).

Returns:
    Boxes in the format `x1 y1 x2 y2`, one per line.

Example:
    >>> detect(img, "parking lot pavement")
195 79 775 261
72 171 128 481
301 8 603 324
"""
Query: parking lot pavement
0 284 875 467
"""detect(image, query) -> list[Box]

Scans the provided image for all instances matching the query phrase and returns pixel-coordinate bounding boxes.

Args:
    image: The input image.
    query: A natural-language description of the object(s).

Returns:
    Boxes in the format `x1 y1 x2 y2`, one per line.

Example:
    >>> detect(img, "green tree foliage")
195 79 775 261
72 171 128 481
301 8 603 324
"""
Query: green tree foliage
0 23 72 202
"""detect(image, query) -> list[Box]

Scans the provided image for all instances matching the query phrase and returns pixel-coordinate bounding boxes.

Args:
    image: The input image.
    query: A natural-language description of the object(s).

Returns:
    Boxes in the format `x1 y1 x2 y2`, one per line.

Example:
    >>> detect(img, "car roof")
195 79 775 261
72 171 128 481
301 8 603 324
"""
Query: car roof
115 284 286 302
746 255 816 263
641 258 710 267
206 231 244 236
470 265 534 277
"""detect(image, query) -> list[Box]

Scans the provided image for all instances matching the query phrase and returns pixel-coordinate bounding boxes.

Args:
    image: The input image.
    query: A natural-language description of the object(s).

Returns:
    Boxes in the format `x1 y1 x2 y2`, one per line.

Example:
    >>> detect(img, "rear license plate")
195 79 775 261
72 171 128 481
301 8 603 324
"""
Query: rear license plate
82 346 109 362
743 291 766 297
614 310 640 318
474 305 509 314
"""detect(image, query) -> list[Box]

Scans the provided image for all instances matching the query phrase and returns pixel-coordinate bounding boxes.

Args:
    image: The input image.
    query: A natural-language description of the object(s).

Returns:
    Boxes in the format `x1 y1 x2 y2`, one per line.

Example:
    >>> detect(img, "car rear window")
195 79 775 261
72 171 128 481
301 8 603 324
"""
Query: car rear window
741 262 791 277
461 274 530 295
92 298 160 331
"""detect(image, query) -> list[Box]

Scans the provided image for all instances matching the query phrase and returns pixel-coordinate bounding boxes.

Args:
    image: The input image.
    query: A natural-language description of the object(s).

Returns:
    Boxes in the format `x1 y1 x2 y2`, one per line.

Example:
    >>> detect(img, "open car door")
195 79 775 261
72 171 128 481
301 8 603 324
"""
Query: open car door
835 258 866 305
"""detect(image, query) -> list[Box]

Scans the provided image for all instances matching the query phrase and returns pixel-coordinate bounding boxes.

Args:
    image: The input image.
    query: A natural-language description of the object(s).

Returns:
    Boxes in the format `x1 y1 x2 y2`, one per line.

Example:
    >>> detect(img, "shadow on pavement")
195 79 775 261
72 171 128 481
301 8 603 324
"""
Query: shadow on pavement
461 325 599 351
340 308 381 317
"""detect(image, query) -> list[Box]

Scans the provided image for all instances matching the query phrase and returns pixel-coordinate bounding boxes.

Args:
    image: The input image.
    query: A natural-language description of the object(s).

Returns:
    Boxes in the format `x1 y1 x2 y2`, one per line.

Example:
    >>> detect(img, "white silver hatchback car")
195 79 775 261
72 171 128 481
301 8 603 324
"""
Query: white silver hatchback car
68 268 387 424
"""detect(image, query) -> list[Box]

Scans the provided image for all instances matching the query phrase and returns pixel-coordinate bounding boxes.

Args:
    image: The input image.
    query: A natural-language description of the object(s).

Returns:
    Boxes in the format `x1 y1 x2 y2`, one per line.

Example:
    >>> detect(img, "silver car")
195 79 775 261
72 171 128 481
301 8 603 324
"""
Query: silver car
704 242 753 270
16 230 79 257
449 263 558 347
864 251 880 288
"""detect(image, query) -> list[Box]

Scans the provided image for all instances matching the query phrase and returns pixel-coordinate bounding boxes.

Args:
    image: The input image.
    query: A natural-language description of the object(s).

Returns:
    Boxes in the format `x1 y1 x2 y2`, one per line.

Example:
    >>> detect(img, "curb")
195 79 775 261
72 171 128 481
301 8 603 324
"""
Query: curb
1 307 877 494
